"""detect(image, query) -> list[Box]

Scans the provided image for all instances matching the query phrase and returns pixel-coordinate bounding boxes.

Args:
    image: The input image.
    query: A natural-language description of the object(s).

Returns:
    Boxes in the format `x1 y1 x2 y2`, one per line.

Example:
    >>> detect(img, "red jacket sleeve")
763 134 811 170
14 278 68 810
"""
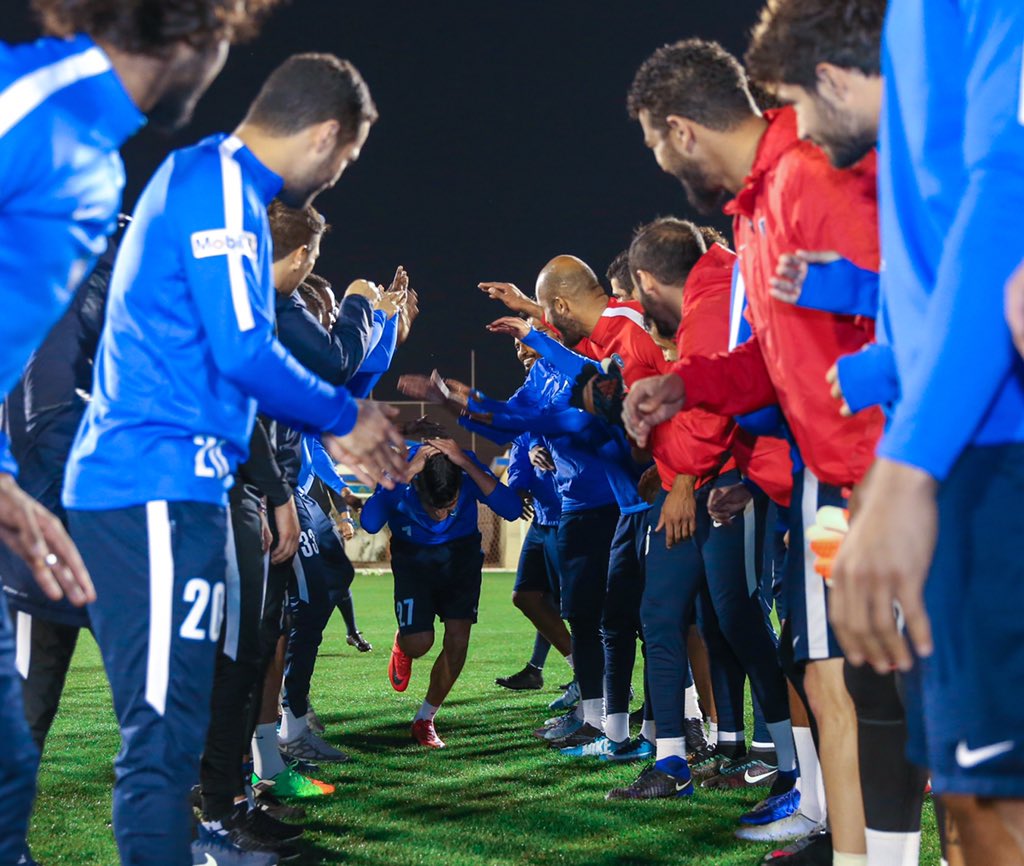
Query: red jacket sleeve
674 334 777 417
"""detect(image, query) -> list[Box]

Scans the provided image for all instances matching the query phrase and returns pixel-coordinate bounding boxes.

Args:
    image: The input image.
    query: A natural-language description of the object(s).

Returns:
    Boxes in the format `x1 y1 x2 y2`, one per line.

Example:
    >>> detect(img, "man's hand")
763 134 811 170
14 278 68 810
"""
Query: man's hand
336 515 356 541
656 474 697 549
271 498 300 565
323 401 409 489
408 442 438 478
829 458 937 673
487 316 531 340
707 482 753 525
519 493 535 522
825 363 853 417
1005 260 1024 358
637 465 662 505
260 509 272 554
340 487 363 512
529 446 555 472
398 288 420 346
770 250 840 303
478 281 543 318
0 474 94 606
622 374 687 447
398 374 446 404
377 266 409 318
425 437 470 470
345 278 382 305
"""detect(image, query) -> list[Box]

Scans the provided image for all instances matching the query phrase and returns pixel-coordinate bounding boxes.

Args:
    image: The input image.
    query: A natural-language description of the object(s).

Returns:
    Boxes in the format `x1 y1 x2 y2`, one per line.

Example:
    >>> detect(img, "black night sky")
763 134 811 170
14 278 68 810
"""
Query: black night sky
7 1 763 402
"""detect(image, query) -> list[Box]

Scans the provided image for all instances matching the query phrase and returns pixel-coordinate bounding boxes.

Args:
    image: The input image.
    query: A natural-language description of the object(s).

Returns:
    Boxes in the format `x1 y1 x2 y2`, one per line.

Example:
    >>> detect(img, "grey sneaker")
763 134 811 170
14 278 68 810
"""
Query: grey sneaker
278 728 350 764
534 710 583 741
306 704 325 735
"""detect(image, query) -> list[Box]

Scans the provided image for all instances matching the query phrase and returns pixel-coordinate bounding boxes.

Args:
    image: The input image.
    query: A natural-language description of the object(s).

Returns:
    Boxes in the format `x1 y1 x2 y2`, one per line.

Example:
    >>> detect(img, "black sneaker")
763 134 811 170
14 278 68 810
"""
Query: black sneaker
759 828 833 864
689 744 726 781
605 761 695 800
683 717 709 755
254 784 307 822
495 664 544 690
548 722 603 749
346 631 372 652
192 825 278 866
243 805 304 842
223 808 300 861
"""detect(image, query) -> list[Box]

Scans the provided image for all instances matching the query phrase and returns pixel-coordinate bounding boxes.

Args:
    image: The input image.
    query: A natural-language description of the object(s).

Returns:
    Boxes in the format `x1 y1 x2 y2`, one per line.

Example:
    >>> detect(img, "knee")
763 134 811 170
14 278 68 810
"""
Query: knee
942 793 980 827
399 632 434 659
442 628 471 662
512 591 527 611
803 661 855 724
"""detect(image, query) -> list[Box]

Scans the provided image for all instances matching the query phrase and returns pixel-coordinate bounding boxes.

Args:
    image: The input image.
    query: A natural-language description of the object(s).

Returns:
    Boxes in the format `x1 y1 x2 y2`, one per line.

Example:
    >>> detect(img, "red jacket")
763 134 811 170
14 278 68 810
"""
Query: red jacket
575 297 665 387
673 108 884 488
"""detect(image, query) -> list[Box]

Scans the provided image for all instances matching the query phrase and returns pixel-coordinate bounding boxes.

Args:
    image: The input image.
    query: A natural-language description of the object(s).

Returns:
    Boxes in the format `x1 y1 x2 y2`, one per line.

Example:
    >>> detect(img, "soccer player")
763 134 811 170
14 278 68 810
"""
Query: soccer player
622 40 884 865
607 250 638 301
62 54 408 865
0 4 274 862
826 2 1024 863
601 218 796 821
361 438 523 748
743 4 932 864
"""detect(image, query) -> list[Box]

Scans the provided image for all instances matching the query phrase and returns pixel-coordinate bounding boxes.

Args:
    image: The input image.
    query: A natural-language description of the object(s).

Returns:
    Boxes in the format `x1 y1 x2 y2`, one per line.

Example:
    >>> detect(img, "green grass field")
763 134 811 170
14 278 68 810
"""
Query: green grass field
32 572 939 865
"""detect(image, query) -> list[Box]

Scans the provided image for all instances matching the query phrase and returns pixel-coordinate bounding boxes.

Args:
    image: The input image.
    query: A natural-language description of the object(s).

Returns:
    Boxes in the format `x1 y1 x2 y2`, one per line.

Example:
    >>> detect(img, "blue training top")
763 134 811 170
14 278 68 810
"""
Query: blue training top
506 433 561 527
64 134 359 510
0 34 145 471
877 0 1024 480
360 444 522 545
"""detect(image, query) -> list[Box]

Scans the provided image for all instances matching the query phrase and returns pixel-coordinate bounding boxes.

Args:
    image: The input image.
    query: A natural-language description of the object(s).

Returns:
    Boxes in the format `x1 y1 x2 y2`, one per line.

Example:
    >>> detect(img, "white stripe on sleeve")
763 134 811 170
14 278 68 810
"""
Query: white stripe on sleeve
218 136 255 332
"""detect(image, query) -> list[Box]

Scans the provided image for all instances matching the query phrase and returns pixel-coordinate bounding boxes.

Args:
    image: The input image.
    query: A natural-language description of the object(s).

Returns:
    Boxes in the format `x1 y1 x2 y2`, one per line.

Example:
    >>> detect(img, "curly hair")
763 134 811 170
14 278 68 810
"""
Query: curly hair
627 38 758 132
606 250 635 293
698 225 730 250
745 0 886 89
32 0 281 51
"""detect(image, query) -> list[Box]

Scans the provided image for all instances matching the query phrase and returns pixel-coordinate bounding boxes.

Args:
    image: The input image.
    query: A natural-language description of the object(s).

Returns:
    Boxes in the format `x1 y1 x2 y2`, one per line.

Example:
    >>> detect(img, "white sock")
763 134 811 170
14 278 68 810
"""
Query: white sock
865 829 921 866
684 684 700 720
717 728 745 748
201 819 224 833
604 712 629 743
766 719 797 773
581 698 604 730
640 719 656 742
709 720 718 742
832 854 867 866
656 737 686 761
572 702 584 720
565 653 574 670
252 722 287 779
793 726 826 824
414 700 439 722
278 706 307 743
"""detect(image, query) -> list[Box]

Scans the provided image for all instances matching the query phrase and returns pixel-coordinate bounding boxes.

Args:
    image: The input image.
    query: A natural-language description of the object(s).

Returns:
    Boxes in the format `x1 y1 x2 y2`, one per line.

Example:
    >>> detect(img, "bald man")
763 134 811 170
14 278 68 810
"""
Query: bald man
482 259 664 759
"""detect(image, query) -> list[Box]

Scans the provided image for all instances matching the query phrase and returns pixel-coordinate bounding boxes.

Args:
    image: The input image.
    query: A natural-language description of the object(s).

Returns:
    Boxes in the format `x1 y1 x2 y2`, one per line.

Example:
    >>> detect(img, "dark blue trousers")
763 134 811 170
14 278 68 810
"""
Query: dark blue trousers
70 501 227 866
603 510 647 716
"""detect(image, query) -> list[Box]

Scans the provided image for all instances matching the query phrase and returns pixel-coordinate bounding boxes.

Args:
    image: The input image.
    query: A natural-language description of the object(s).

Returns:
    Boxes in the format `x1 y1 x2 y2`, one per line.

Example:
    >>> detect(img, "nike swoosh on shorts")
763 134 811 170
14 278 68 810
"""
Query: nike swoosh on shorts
955 740 1014 769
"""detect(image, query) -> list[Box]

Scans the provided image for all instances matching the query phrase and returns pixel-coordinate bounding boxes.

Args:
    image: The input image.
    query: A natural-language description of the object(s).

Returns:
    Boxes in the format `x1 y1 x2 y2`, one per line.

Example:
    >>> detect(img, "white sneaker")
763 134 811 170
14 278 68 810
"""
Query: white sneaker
734 811 822 842
279 728 350 764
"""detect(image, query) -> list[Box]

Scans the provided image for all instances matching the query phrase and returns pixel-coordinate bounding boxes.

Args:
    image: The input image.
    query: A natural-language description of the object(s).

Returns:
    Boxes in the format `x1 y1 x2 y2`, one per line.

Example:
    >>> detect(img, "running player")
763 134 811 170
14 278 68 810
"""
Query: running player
622 39 883 864
361 439 522 748
62 54 408 866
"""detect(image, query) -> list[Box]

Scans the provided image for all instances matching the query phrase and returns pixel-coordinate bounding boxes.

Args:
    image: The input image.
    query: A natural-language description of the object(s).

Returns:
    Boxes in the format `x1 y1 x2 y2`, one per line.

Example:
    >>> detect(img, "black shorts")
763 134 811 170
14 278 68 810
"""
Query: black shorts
390 533 484 635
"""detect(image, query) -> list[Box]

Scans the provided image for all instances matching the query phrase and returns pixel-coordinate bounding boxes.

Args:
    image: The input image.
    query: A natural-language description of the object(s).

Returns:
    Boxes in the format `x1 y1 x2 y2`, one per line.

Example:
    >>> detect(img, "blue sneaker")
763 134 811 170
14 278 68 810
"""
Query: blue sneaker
606 756 694 800
738 786 801 826
599 736 654 763
560 735 627 758
548 680 580 712
534 710 583 741
191 823 279 865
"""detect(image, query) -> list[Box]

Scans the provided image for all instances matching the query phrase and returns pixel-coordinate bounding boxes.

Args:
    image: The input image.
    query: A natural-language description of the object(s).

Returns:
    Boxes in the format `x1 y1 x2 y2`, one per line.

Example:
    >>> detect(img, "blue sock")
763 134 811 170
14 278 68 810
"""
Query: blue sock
528 633 551 670
654 755 691 779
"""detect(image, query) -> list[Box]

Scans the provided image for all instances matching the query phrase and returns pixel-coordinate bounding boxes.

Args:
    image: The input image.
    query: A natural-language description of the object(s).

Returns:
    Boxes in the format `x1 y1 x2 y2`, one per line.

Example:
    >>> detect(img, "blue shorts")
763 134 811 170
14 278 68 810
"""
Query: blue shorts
786 467 845 663
556 504 619 621
513 521 560 596
69 501 227 866
903 444 1024 797
390 533 483 634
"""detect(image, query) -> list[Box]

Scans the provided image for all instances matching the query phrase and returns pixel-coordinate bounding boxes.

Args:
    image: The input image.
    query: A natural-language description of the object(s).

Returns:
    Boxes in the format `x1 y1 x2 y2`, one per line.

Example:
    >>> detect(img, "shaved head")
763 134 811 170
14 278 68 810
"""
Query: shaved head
534 255 607 346
536 255 604 304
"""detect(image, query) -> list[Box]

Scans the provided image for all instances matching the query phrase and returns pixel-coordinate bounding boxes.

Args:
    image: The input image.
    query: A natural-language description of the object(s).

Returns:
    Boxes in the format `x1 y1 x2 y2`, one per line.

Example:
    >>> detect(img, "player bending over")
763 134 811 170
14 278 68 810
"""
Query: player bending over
361 439 522 748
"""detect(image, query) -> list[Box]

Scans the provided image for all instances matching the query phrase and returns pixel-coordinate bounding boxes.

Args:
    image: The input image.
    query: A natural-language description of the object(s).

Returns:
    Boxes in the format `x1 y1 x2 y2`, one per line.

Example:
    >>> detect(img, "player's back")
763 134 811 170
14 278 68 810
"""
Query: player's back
64 134 280 511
